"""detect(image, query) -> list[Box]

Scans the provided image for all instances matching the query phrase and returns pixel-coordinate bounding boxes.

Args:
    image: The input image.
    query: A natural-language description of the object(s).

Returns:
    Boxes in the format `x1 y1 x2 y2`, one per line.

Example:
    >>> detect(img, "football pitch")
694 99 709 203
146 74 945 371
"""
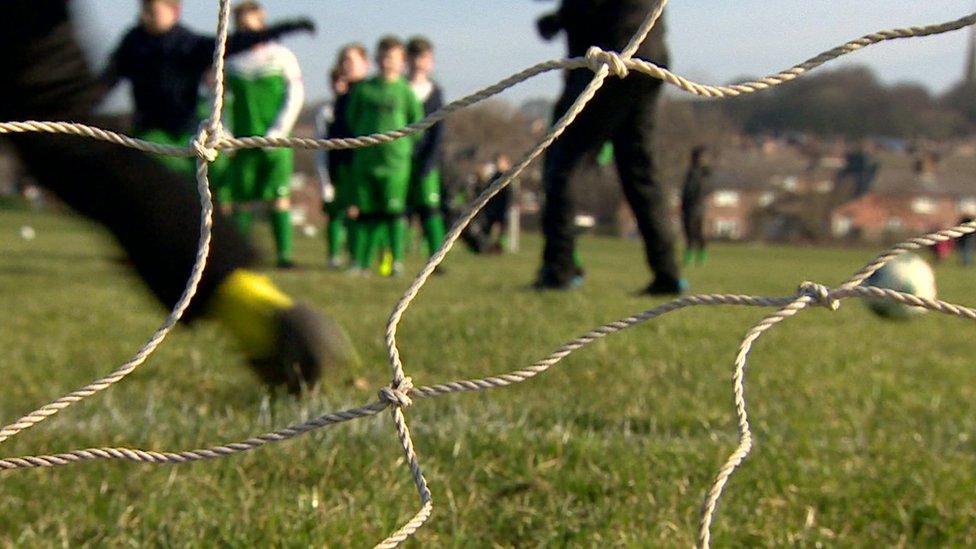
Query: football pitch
1 210 975 546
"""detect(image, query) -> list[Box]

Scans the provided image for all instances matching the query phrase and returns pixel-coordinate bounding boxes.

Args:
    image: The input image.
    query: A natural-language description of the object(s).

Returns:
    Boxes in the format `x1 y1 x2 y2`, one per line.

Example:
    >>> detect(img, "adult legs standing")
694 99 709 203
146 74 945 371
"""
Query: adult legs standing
538 72 618 287
610 78 681 290
537 72 682 292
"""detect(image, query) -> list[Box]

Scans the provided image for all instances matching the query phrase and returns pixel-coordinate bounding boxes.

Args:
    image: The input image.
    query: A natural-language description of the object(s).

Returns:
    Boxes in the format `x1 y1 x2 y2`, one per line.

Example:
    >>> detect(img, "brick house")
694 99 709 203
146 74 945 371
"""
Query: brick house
696 144 817 240
830 152 976 241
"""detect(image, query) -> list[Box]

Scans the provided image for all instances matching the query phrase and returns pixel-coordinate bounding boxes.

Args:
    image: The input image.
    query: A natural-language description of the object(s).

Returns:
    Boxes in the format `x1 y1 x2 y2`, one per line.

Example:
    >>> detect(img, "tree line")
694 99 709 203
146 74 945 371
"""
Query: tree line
711 65 976 140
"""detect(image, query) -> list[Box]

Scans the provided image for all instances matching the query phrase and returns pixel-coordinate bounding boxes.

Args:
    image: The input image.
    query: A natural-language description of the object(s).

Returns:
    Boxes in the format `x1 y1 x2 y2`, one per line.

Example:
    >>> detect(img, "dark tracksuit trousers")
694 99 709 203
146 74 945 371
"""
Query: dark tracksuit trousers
682 208 706 251
542 69 680 286
681 165 708 252
3 1 255 319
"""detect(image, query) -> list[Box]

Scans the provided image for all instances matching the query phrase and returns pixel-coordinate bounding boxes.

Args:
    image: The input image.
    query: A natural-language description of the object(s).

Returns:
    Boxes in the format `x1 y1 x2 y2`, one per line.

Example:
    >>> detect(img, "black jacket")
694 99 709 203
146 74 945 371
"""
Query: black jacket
102 20 313 134
542 0 669 67
327 81 359 182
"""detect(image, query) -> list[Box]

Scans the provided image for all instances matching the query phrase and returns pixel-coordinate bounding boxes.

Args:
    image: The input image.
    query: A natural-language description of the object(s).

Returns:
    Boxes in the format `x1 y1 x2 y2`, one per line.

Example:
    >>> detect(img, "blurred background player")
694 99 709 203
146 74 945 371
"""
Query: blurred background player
226 1 305 269
315 68 343 265
5 0 355 394
100 0 314 177
534 0 685 295
320 43 371 269
406 36 447 263
347 36 424 276
463 154 515 254
198 69 233 215
680 145 712 266
958 215 976 266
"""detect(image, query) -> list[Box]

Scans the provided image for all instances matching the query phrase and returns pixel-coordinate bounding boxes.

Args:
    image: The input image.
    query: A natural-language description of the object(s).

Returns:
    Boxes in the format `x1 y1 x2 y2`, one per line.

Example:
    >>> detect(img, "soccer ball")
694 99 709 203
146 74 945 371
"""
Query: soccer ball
863 252 936 319
19 225 35 240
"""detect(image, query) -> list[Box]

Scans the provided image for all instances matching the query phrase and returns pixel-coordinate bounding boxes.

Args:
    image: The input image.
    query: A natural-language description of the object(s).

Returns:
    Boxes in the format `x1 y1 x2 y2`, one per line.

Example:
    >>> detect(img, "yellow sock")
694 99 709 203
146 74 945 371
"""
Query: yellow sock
379 250 394 277
207 269 294 360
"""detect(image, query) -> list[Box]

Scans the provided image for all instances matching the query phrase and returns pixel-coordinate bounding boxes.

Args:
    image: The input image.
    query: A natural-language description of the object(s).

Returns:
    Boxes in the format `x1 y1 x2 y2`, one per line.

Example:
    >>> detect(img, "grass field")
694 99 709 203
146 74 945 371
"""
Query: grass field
2 209 975 547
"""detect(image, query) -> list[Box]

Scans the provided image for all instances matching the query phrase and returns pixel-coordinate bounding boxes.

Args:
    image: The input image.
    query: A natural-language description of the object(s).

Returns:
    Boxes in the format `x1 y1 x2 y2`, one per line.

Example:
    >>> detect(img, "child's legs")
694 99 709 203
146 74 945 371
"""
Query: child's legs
229 150 261 235
260 149 295 263
382 173 410 264
354 175 383 269
411 169 446 256
325 202 347 260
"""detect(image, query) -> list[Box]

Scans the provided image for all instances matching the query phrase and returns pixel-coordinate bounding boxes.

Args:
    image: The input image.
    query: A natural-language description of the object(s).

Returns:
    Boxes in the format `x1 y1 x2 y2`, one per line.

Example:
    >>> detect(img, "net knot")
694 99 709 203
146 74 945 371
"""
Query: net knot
379 377 414 409
585 46 629 78
191 122 222 163
797 281 839 310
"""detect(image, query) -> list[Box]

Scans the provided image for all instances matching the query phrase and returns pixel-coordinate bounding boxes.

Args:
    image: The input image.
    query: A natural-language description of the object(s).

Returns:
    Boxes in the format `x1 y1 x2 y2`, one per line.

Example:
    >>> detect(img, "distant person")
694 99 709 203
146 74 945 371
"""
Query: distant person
4 0 354 394
316 68 345 266
932 237 954 263
534 0 685 295
463 154 516 255
407 36 447 260
225 1 305 269
836 145 879 199
321 43 371 269
959 216 975 266
312 67 347 268
681 145 712 266
482 153 516 251
101 0 314 176
347 36 424 276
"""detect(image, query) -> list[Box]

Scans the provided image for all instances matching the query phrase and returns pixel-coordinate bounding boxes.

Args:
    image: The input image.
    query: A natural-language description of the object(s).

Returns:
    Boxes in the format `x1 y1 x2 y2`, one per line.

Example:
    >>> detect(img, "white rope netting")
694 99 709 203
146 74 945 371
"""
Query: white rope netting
3 1 976 546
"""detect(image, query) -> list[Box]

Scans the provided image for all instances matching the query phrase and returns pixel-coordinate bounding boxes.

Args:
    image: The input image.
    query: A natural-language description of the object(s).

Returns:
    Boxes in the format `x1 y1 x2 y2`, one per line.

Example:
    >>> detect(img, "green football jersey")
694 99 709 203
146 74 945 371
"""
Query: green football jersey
226 43 304 138
346 76 424 181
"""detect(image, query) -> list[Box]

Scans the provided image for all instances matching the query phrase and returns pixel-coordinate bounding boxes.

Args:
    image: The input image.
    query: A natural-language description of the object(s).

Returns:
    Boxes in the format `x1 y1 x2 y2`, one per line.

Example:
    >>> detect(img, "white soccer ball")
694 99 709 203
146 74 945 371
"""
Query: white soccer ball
863 252 936 319
19 225 35 240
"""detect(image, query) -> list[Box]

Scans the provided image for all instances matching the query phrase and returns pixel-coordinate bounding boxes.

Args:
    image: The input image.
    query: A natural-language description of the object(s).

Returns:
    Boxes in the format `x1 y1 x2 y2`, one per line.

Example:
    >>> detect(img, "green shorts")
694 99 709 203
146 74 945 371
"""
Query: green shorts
137 127 231 205
229 148 294 202
135 127 196 178
409 168 442 209
356 172 409 215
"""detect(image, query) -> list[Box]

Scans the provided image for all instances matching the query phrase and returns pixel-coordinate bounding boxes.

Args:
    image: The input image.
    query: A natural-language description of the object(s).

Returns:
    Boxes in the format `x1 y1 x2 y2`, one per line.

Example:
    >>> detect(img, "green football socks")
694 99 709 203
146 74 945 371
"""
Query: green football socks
271 209 293 264
326 215 347 262
389 215 407 264
422 213 446 256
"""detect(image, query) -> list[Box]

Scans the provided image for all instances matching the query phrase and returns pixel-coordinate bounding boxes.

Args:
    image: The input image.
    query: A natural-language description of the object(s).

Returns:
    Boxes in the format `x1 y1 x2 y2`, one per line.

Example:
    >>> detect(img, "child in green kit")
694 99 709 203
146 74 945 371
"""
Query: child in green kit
406 36 447 261
321 43 370 268
346 36 424 276
225 1 305 269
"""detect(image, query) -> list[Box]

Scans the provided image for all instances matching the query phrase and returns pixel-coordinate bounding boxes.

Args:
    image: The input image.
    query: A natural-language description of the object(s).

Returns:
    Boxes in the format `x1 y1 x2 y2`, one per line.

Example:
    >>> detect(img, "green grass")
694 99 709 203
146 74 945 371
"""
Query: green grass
2 209 976 547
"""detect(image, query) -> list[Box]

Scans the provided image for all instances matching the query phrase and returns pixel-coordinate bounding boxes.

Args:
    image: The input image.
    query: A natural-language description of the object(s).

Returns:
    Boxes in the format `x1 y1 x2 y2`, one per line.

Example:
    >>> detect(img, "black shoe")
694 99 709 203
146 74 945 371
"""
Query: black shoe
276 259 298 270
641 278 689 296
532 265 584 291
249 304 360 394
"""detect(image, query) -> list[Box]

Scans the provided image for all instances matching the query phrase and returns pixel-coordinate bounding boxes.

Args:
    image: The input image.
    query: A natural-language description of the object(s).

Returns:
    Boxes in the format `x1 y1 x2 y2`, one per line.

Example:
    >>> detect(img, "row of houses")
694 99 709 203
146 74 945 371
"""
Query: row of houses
2 108 971 247
691 137 976 243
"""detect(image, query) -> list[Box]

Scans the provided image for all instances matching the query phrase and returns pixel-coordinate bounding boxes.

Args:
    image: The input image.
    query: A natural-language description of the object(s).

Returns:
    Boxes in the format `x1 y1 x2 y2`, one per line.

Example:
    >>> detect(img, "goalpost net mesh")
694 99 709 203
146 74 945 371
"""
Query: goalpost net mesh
2 1 976 546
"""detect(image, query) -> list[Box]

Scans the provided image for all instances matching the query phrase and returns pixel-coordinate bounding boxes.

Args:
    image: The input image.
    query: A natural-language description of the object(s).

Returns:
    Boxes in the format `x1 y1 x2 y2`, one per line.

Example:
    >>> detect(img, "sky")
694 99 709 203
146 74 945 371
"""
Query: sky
73 1 976 111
